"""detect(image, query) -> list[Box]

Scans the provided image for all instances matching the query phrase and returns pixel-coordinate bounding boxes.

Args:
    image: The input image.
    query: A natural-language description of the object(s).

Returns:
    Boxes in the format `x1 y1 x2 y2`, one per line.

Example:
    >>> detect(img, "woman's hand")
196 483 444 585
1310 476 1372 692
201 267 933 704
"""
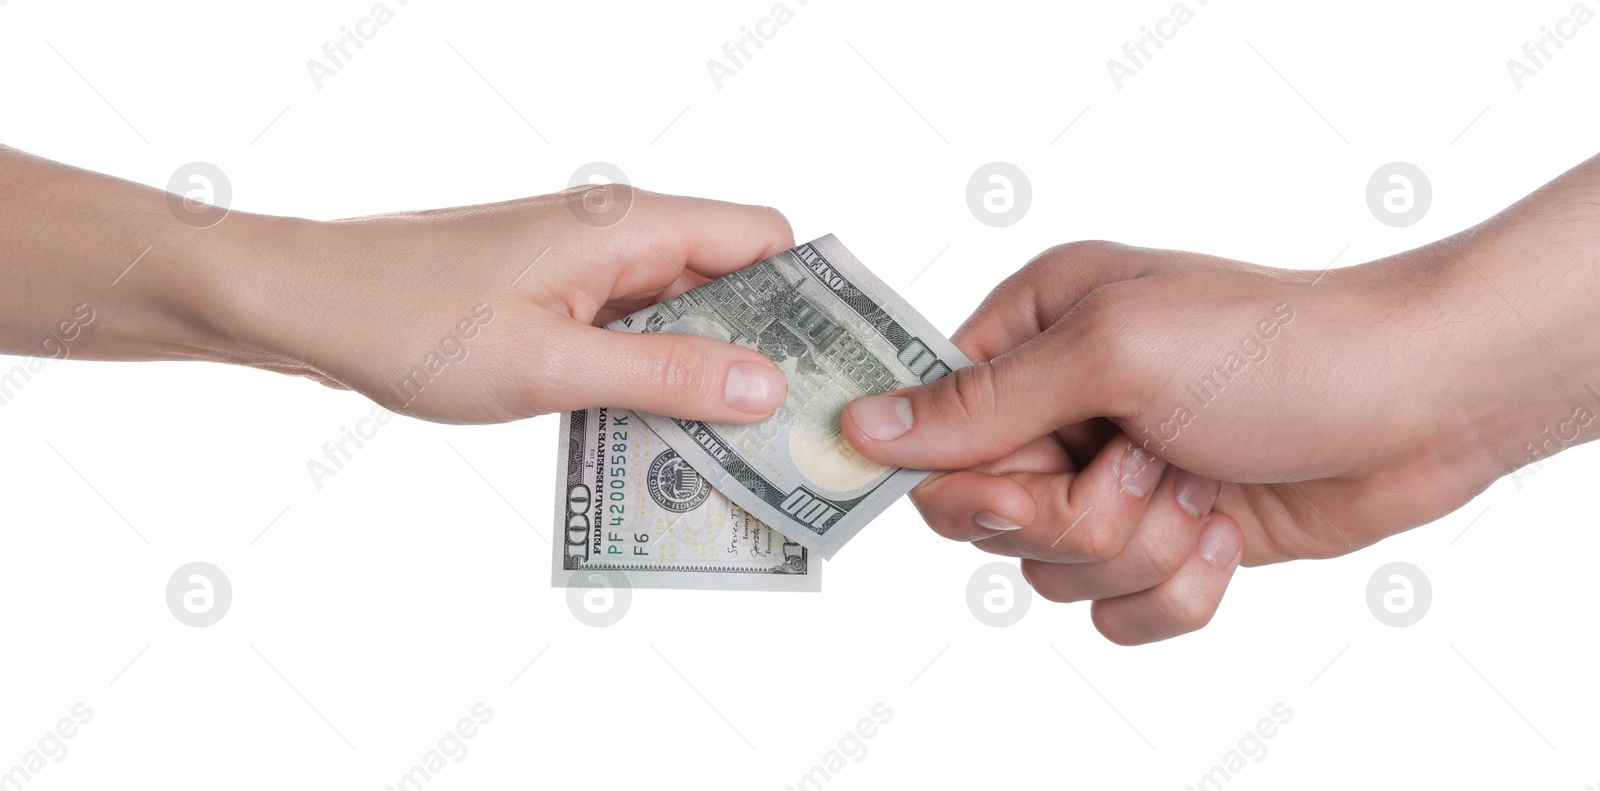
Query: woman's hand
222 186 795 424
0 144 793 426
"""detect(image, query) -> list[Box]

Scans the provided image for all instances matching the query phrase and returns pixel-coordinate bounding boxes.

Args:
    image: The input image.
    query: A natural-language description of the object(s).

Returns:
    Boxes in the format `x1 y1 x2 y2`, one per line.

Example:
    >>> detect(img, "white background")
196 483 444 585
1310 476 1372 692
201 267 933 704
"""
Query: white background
3 1 1598 789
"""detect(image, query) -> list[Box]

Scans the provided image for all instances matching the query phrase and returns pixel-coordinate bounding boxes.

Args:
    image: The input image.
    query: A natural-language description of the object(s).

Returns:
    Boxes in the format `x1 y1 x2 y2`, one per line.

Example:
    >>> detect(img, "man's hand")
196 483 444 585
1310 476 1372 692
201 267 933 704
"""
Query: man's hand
842 153 1600 643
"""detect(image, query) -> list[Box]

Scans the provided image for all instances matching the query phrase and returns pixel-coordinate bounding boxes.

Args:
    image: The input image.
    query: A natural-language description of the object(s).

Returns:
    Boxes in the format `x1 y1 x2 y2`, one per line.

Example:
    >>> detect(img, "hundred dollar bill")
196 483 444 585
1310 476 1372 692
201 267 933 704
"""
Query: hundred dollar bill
552 407 819 591
607 235 972 559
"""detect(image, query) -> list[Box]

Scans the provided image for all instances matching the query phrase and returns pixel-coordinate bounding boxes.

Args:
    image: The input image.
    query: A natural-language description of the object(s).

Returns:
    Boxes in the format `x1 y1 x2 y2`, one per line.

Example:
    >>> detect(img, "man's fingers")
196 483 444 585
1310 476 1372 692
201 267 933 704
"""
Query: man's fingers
911 434 1185 565
974 435 1170 563
1055 418 1122 470
1089 512 1243 645
842 313 1142 471
846 241 1164 473
533 321 786 423
1020 469 1219 602
909 471 1036 541
952 240 1154 363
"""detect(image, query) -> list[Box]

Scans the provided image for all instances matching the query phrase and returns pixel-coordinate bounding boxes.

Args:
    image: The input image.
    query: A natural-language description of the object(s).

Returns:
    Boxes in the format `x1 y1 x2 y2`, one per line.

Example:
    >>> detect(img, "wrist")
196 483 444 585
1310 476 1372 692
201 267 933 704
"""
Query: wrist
165 210 327 373
143 221 251 361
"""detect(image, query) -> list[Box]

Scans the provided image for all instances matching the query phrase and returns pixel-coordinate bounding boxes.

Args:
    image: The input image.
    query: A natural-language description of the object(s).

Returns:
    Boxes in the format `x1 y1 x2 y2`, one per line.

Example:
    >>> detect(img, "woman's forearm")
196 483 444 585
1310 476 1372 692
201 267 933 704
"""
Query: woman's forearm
0 145 249 364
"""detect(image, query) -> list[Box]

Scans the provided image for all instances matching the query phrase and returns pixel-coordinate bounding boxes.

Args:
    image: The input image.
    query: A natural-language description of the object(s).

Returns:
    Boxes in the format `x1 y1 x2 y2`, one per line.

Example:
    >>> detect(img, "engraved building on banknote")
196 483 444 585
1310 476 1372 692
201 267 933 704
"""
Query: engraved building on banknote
644 251 906 399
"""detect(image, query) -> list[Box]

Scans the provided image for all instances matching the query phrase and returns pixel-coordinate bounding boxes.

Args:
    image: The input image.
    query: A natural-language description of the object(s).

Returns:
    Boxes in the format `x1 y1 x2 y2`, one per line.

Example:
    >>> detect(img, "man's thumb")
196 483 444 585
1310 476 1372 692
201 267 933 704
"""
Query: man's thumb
841 331 1116 470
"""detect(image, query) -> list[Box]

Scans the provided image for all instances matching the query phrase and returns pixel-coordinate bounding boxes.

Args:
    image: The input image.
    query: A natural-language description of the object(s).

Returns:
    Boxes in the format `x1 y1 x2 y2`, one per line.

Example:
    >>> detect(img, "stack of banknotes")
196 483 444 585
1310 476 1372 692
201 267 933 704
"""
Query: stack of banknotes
551 236 971 591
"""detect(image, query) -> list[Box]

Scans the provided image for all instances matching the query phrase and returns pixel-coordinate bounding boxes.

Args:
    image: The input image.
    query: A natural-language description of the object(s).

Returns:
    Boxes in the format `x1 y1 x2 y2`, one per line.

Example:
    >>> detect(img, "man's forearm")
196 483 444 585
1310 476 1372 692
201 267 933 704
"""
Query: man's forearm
1398 153 1600 485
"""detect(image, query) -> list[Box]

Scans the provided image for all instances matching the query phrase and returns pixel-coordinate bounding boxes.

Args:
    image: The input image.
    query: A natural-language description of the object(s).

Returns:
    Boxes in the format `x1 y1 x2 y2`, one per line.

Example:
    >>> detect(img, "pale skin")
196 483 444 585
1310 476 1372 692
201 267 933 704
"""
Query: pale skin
11 146 1599 648
0 145 794 424
843 152 1600 645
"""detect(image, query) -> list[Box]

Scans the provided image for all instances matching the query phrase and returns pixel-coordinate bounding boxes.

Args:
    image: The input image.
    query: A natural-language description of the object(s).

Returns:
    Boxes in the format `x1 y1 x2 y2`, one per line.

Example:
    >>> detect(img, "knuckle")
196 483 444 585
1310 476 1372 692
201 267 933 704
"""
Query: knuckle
1020 560 1077 604
1071 298 1152 417
905 481 959 535
1028 240 1120 279
1143 530 1193 579
941 362 1001 426
1031 484 1129 563
1090 604 1143 646
765 210 796 252
973 537 1022 559
1100 628 1150 647
1049 239 1118 261
762 204 793 232
1029 522 1121 564
1168 588 1221 634
908 493 961 538
561 182 643 230
655 337 716 404
1074 517 1131 563
1072 292 1132 350
935 521 982 543
1041 511 1129 564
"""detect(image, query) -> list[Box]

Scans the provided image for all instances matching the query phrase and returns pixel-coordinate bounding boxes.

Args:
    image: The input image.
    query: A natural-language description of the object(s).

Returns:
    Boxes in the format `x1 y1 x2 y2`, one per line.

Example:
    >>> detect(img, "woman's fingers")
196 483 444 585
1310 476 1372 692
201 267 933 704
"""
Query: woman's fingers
604 191 795 285
528 319 786 422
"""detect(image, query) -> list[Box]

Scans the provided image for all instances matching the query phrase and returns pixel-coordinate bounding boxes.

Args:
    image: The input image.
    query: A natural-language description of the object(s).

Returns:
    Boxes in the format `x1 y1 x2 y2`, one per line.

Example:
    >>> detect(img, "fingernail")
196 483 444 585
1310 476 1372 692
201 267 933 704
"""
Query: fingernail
1119 444 1167 498
974 510 1025 532
850 396 913 441
725 362 785 415
1197 518 1240 565
1174 469 1219 519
